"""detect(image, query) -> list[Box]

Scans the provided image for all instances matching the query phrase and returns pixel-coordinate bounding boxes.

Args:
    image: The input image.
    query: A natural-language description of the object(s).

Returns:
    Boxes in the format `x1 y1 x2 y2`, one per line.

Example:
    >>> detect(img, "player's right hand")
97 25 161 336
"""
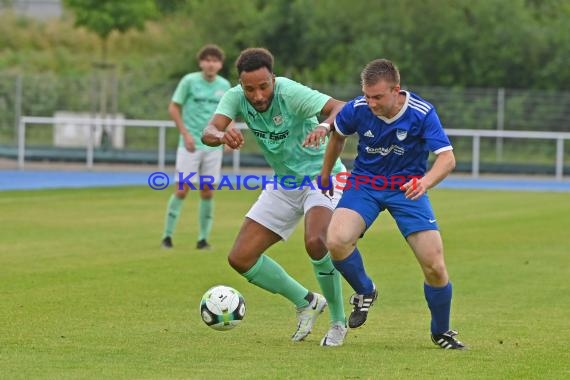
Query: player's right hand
319 173 334 197
222 127 245 149
184 134 196 152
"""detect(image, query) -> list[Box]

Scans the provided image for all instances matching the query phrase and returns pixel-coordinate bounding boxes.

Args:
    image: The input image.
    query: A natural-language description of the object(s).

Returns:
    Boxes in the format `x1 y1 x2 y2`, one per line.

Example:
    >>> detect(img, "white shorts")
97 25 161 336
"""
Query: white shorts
245 180 342 240
175 147 223 183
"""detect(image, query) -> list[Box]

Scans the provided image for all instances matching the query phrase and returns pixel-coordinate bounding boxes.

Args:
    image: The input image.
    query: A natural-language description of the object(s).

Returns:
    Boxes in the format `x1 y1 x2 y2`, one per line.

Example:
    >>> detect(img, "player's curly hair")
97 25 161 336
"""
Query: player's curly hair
361 59 400 87
197 44 225 62
235 48 274 75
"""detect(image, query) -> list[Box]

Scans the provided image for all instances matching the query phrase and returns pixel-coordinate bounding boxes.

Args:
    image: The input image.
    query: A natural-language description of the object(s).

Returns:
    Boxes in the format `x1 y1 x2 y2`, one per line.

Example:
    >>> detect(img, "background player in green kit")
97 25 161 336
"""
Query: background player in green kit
161 44 231 250
202 48 348 347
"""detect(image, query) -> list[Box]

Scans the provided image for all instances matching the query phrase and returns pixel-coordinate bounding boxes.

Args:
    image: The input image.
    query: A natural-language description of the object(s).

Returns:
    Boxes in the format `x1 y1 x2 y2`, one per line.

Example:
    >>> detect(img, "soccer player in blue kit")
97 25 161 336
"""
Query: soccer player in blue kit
320 58 466 349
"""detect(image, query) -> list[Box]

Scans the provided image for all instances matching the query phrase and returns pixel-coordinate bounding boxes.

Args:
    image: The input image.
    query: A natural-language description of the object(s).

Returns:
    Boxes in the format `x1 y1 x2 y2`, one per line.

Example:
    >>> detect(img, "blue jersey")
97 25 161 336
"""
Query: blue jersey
335 91 452 185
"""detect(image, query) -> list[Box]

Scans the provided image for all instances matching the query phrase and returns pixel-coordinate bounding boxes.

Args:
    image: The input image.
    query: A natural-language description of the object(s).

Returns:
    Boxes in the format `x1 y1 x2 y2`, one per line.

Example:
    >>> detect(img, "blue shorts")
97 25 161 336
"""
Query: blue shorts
337 183 438 237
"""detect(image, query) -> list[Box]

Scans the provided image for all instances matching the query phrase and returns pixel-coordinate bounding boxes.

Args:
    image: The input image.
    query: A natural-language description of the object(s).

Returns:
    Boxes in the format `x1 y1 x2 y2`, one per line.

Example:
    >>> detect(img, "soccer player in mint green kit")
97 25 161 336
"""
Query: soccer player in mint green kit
202 48 348 346
161 44 231 250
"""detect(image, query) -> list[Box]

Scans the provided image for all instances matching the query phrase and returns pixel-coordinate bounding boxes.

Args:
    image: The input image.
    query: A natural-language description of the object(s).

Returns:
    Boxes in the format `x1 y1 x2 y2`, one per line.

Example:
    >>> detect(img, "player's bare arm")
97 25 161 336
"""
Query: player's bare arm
303 98 345 148
319 125 347 196
169 101 196 152
202 114 245 149
402 150 456 200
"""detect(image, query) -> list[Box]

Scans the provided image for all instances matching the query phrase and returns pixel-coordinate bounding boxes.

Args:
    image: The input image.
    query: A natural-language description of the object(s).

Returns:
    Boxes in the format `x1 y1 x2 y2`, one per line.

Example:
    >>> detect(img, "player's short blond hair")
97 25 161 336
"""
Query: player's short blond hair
361 59 400 87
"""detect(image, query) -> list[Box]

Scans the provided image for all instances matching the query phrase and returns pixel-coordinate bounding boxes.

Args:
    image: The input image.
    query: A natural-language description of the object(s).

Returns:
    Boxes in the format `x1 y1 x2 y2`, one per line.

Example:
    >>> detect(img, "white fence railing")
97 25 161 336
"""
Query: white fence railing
17 116 570 180
17 116 247 174
448 129 569 180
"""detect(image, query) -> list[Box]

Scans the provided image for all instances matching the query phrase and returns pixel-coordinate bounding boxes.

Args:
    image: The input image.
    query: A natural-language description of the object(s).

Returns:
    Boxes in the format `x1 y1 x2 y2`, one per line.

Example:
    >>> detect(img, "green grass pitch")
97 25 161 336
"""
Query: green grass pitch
1 186 569 379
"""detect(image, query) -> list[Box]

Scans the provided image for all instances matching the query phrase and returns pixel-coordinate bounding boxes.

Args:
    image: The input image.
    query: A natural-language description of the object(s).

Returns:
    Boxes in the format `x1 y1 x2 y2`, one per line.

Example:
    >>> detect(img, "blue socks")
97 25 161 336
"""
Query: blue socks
334 247 453 335
424 282 452 335
332 247 375 294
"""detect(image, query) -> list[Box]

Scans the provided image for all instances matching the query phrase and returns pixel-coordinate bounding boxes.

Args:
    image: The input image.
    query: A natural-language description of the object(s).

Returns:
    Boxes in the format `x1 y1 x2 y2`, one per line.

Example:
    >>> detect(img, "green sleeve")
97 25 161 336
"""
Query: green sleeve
214 86 242 119
171 76 190 104
281 79 330 119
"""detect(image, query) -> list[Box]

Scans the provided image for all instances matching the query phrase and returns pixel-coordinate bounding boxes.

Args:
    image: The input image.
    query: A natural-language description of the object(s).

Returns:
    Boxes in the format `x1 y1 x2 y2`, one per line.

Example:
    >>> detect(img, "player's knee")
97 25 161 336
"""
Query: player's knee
200 188 213 199
326 234 351 256
175 187 189 199
227 251 256 274
304 235 326 257
227 252 243 272
423 261 448 283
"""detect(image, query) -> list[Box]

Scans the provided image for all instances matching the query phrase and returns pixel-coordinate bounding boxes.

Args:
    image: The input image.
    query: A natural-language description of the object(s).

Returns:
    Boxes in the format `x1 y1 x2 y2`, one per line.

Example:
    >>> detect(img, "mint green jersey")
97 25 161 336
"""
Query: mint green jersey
215 77 345 181
172 72 231 151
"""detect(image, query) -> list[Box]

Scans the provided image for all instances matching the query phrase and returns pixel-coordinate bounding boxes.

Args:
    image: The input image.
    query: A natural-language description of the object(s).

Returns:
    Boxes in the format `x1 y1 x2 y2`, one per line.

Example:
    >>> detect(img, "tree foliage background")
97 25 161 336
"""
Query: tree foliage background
166 0 570 89
0 0 568 89
63 0 157 62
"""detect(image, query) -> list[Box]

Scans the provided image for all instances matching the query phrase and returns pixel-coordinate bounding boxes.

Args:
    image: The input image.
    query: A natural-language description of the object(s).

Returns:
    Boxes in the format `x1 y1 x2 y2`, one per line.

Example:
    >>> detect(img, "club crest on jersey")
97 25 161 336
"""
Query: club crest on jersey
273 115 283 125
396 129 408 141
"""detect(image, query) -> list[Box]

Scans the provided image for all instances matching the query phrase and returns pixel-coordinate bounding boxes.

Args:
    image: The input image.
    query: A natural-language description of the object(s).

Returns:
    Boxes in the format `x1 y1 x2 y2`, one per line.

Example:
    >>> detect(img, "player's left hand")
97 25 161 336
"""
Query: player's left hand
302 125 328 148
400 177 427 200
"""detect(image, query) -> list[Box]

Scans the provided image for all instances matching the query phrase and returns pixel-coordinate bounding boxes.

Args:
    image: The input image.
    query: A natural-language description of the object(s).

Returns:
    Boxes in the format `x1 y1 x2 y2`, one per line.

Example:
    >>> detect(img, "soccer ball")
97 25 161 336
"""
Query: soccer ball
199 285 246 331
